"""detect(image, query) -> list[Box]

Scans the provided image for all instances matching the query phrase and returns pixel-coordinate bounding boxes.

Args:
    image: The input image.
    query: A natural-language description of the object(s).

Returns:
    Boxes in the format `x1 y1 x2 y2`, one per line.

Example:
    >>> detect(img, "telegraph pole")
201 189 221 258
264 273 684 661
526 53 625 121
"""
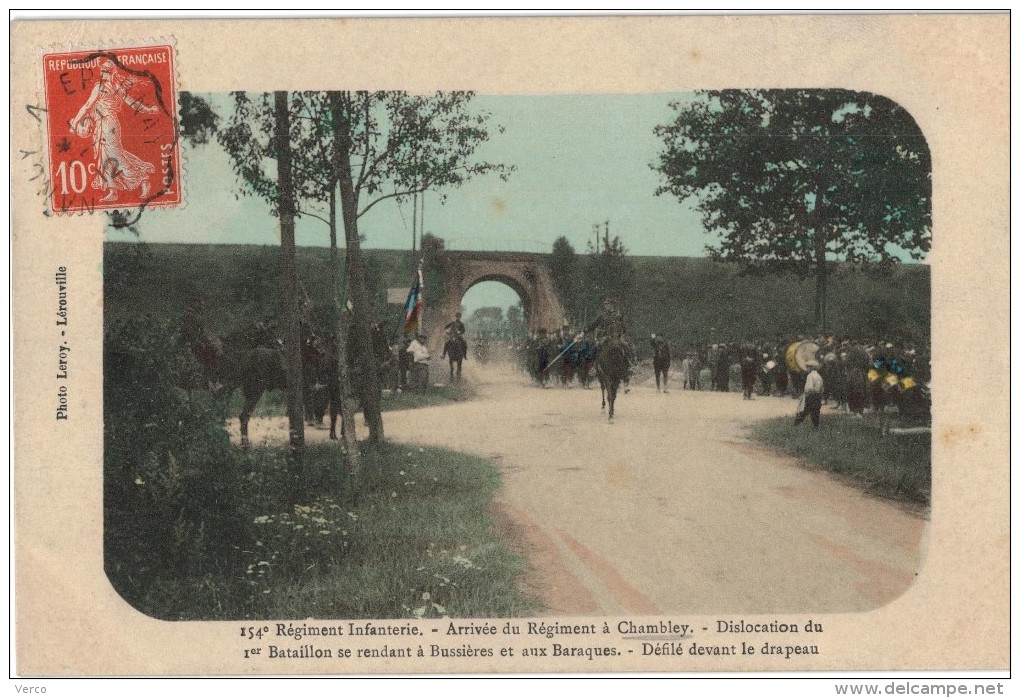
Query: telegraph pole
594 221 611 253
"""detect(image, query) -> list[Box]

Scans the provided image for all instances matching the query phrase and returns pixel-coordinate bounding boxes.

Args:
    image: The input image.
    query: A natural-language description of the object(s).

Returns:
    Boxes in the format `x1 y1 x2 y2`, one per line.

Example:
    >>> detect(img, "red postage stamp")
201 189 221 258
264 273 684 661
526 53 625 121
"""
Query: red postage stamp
41 45 181 214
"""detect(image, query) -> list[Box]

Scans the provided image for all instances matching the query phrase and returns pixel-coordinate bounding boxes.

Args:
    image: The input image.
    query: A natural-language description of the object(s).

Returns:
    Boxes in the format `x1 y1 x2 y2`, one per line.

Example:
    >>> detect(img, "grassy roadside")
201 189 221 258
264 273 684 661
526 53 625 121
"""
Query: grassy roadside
750 413 931 505
107 441 536 621
380 383 473 411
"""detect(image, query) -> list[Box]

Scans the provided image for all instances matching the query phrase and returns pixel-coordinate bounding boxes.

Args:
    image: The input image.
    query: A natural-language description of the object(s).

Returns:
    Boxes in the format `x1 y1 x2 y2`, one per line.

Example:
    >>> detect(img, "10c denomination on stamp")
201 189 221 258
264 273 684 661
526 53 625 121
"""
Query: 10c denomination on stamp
42 45 181 214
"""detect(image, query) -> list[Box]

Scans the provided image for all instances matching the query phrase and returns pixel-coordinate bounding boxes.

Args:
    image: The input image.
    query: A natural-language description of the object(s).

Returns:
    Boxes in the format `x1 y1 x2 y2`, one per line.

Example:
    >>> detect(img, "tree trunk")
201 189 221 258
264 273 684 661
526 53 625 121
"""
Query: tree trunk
329 90 384 444
810 182 828 335
332 314 361 473
329 187 339 305
273 91 306 473
328 185 361 473
814 227 828 335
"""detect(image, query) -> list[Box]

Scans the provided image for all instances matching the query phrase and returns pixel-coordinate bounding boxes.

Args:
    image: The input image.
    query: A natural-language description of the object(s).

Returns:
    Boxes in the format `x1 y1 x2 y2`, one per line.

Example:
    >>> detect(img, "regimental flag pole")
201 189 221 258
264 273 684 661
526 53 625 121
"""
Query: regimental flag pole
416 258 424 336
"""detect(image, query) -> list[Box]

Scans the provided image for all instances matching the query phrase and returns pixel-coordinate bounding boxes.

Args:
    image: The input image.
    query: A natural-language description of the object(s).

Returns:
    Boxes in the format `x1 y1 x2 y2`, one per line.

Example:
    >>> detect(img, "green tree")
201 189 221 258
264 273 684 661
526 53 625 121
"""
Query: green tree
653 89 931 332
218 91 510 444
215 92 314 468
419 232 447 319
505 303 526 340
179 91 220 146
327 91 511 442
467 307 504 337
582 229 634 324
272 91 307 470
548 236 579 322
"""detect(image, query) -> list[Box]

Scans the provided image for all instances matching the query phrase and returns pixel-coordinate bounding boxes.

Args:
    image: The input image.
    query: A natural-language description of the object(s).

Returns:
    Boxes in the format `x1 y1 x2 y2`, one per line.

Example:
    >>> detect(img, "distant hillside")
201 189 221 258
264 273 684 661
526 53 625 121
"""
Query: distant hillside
104 242 930 348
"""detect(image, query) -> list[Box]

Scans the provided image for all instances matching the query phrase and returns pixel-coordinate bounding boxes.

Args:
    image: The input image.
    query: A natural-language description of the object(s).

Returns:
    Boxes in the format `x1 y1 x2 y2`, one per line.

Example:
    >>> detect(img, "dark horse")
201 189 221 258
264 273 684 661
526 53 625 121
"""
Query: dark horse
320 322 395 440
180 314 328 447
232 327 326 447
596 338 628 421
234 346 288 446
178 315 277 391
442 335 467 382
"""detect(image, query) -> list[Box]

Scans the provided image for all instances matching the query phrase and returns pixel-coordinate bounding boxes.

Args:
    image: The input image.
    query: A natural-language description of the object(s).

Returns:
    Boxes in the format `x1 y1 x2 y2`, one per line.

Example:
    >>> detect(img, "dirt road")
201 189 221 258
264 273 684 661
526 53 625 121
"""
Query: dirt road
239 362 927 616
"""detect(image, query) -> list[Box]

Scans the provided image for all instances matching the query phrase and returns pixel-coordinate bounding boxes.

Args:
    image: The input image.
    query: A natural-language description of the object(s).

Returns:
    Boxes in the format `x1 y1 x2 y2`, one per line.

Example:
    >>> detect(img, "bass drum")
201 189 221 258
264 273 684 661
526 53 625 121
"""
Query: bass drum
785 342 801 373
785 340 820 374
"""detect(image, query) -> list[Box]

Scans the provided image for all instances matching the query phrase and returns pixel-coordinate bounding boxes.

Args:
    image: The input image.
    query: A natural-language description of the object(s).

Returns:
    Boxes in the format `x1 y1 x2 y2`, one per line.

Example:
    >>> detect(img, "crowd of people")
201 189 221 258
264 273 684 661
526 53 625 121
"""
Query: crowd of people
672 335 932 423
181 290 930 436
412 298 933 429
489 321 932 428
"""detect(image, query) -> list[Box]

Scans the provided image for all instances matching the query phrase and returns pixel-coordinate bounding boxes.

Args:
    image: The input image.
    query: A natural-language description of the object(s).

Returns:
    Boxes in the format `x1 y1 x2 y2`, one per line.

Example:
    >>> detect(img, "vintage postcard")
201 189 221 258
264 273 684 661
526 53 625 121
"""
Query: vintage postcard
10 15 1009 678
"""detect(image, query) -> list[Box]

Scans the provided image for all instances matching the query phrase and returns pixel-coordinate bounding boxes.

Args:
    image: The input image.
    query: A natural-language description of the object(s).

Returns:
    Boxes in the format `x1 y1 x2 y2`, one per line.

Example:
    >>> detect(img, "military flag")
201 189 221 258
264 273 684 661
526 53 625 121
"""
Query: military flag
402 263 424 336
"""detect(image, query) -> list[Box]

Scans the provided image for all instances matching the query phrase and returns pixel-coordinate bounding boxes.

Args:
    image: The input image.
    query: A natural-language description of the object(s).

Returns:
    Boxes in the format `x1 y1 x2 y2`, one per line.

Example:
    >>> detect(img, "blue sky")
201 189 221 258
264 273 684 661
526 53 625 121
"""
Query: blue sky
108 93 710 258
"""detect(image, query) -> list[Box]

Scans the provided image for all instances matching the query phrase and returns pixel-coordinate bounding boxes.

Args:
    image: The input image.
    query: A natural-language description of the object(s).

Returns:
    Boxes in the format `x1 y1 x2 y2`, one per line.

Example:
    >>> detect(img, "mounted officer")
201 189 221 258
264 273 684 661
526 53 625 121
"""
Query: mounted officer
444 311 468 361
581 296 633 389
445 311 466 337
583 296 626 341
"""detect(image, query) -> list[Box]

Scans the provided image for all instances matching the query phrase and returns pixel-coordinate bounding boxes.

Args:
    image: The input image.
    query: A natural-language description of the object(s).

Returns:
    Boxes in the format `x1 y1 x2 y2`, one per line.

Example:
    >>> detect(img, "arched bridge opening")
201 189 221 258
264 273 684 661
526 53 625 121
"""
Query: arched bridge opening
424 251 567 353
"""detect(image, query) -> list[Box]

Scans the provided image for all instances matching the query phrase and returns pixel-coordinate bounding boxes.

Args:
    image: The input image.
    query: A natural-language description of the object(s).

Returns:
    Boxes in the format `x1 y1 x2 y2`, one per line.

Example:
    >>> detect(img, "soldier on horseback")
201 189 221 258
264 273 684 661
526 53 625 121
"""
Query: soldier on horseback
582 296 632 389
583 296 626 340
180 297 223 368
582 297 631 420
444 311 468 362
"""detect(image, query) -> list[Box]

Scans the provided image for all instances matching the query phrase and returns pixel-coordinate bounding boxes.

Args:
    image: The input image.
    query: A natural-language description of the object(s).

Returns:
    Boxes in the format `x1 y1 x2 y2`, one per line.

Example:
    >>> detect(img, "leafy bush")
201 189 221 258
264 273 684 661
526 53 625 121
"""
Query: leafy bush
104 316 253 616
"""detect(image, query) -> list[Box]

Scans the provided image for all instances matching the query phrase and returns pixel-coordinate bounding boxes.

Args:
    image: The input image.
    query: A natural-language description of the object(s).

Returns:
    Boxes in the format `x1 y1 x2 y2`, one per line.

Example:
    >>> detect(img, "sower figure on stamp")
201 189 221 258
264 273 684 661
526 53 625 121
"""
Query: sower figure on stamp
794 360 825 429
69 58 158 202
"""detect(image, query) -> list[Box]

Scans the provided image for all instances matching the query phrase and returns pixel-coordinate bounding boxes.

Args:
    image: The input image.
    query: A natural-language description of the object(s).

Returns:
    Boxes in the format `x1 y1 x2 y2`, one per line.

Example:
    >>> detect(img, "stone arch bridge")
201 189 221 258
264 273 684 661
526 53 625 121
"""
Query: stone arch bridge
423 251 566 351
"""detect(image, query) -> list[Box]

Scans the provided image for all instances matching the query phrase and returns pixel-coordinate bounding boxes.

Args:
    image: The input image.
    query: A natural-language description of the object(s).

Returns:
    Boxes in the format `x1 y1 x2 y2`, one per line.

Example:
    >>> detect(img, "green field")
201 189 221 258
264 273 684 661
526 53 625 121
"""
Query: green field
104 242 929 350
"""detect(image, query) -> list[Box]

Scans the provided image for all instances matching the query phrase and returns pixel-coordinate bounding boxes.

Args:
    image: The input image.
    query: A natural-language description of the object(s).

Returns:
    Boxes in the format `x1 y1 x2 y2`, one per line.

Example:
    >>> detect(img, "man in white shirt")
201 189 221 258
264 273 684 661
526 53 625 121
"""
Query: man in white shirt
405 334 431 390
794 360 825 428
407 335 430 364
